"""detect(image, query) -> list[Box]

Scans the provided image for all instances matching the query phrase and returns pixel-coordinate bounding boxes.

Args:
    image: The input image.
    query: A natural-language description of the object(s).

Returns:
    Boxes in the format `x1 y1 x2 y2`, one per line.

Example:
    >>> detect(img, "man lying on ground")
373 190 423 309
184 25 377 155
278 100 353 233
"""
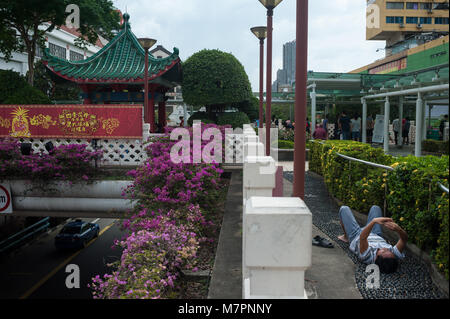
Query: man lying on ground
338 205 408 273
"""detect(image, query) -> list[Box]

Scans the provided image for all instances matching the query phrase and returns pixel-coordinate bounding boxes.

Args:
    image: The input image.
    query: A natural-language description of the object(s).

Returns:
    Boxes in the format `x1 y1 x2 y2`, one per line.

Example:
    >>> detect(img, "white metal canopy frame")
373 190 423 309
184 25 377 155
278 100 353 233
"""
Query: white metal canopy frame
361 83 449 157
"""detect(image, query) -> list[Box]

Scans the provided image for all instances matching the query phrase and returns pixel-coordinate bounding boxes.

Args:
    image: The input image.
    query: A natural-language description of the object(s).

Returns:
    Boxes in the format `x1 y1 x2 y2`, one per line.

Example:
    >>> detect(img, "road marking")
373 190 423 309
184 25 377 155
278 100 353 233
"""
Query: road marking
92 218 100 224
19 221 116 299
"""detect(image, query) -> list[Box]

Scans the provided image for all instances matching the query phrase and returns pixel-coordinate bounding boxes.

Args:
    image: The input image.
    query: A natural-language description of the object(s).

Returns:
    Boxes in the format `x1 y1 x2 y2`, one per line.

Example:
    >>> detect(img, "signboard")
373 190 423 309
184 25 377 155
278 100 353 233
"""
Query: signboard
0 183 12 214
372 114 384 144
0 105 142 139
368 58 407 75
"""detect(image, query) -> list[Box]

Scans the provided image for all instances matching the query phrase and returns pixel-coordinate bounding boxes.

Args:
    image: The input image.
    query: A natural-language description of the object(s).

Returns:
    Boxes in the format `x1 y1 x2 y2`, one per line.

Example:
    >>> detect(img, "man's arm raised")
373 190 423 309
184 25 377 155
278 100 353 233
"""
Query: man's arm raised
359 217 393 253
385 221 408 253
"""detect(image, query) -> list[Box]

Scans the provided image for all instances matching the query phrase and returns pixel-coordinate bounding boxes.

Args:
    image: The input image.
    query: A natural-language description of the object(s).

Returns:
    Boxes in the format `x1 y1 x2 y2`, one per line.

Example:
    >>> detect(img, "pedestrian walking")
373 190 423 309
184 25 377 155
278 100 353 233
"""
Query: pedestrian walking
351 114 361 141
339 111 351 140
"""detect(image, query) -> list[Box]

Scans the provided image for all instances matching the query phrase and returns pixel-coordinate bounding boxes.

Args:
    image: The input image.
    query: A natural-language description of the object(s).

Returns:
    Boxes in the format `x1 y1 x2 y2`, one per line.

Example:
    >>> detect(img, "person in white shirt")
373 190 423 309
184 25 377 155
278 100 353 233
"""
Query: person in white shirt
338 205 407 273
350 115 361 141
392 118 400 145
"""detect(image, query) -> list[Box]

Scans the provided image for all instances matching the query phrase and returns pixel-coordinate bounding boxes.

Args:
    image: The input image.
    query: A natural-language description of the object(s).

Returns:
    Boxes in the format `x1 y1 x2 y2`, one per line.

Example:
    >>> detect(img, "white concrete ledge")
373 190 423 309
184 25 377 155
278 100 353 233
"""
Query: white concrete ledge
243 196 312 299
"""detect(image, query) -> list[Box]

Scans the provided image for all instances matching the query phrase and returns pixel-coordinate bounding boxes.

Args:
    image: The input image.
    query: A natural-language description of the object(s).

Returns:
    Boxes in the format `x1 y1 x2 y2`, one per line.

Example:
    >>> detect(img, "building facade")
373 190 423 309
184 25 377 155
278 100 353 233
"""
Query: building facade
366 0 449 57
273 40 296 92
0 23 106 76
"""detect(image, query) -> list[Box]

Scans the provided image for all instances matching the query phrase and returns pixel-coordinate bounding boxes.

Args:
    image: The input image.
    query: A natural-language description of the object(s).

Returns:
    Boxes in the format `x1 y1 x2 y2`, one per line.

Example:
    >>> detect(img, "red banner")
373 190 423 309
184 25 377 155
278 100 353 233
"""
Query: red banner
0 105 142 139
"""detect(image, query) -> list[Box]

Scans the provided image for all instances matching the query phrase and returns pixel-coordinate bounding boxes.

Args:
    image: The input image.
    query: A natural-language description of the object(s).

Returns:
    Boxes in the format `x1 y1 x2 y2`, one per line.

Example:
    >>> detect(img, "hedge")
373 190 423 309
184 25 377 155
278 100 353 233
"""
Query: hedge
277 140 294 149
423 139 449 155
308 140 449 280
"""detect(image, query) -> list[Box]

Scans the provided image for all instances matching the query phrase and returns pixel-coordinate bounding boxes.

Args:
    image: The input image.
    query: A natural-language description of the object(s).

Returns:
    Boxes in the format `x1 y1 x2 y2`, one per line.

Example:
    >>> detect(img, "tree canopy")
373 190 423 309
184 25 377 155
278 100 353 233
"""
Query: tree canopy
182 49 252 111
0 0 120 85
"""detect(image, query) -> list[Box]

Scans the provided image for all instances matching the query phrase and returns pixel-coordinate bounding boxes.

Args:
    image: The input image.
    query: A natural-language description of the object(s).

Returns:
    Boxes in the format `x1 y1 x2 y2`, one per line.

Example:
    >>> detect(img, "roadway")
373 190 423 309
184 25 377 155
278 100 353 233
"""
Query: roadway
0 217 127 299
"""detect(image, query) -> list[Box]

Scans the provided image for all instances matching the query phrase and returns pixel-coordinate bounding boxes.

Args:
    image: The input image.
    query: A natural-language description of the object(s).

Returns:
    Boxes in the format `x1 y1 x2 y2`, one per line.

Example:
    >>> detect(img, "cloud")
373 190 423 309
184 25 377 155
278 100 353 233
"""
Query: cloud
112 0 385 91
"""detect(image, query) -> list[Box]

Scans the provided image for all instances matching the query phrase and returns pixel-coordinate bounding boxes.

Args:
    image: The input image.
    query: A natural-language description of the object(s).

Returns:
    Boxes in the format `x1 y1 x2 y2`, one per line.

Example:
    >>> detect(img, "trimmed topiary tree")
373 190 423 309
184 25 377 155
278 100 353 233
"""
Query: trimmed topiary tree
216 112 250 129
187 111 216 126
182 49 252 114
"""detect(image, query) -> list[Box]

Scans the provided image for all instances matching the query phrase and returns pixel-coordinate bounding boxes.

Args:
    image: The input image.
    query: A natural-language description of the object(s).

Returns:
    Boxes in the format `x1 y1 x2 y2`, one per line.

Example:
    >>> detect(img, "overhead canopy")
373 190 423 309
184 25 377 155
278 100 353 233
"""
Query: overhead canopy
42 13 182 87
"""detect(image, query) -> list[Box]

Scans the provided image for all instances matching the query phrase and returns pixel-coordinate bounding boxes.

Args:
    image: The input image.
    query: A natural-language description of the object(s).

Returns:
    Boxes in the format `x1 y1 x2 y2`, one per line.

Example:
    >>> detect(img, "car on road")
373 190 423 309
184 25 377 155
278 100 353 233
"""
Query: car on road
55 220 100 250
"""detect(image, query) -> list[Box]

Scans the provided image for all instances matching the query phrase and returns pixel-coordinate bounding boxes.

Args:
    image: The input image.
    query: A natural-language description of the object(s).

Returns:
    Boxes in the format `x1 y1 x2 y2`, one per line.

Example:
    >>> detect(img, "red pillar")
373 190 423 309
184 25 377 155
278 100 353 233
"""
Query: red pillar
293 0 308 200
149 94 155 133
81 85 92 105
158 101 166 130
144 48 149 124
265 9 273 156
259 39 265 129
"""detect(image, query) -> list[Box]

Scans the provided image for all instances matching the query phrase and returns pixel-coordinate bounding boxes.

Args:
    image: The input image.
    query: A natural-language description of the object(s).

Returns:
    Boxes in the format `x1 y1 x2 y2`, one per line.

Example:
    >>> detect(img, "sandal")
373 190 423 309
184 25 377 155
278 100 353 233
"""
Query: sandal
312 235 334 248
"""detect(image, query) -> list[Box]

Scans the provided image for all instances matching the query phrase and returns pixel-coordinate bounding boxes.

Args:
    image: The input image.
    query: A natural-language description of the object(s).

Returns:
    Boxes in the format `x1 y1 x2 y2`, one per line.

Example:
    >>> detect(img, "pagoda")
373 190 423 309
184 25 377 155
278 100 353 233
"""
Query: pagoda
42 13 182 132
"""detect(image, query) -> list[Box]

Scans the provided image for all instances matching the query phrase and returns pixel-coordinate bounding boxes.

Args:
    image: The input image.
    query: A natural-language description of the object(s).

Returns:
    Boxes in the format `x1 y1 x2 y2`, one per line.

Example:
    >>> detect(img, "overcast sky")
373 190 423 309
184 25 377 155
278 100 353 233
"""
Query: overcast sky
112 0 386 91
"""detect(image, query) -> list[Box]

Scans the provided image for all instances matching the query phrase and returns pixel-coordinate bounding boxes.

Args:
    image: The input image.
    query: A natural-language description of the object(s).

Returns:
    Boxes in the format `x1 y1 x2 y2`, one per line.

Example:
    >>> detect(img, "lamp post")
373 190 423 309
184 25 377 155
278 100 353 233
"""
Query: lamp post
293 0 308 200
251 26 267 129
138 38 157 132
258 0 283 156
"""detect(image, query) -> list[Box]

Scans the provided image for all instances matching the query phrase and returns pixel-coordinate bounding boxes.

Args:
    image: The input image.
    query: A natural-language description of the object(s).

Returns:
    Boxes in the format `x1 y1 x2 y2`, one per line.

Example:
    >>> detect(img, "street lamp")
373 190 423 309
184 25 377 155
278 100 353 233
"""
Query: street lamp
138 37 157 132
250 26 267 129
258 0 283 156
293 0 308 199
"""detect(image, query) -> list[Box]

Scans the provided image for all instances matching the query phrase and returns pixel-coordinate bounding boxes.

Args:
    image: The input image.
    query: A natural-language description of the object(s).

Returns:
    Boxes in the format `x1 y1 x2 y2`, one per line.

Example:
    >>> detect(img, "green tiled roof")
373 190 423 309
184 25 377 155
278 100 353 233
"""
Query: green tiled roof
43 14 181 84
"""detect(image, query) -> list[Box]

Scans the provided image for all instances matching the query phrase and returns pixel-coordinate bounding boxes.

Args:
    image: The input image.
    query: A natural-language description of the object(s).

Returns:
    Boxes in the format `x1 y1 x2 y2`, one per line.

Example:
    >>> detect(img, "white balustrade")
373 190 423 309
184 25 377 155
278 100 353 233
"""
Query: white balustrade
243 196 312 299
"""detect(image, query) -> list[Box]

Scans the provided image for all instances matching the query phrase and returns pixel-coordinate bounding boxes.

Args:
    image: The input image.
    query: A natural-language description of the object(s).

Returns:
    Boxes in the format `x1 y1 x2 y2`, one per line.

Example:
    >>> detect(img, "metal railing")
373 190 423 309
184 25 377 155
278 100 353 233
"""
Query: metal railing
335 153 393 216
438 182 449 194
333 151 449 216
0 217 50 254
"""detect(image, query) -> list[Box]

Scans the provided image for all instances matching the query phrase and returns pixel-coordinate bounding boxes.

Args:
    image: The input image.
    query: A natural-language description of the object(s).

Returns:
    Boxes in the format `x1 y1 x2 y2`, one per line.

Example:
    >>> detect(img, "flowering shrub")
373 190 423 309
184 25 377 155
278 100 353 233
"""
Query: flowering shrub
0 138 104 182
309 140 449 279
91 125 230 299
89 222 199 299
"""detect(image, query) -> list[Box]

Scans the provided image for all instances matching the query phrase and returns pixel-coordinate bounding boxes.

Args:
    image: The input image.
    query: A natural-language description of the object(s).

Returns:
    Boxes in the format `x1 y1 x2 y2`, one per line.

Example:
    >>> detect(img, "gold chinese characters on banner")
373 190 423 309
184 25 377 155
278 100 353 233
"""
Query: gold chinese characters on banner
0 105 142 139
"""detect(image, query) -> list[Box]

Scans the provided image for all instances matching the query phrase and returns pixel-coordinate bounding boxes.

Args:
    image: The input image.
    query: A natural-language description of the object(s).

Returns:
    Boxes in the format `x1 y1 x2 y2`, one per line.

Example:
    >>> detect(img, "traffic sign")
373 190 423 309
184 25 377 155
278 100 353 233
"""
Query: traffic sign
0 183 12 214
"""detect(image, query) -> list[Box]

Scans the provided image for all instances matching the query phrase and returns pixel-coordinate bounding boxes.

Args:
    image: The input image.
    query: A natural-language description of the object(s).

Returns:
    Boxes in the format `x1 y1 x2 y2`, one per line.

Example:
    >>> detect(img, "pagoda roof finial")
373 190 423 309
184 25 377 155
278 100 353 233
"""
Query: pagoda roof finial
122 12 130 29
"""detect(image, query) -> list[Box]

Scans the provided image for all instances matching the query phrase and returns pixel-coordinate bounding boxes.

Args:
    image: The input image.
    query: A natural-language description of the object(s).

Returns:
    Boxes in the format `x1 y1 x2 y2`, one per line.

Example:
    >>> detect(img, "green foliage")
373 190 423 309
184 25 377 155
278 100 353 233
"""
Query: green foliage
3 85 51 104
423 139 449 155
182 49 252 110
0 0 120 85
216 112 250 129
277 140 294 149
237 95 259 122
309 139 449 279
0 69 28 103
31 61 81 102
279 129 295 142
187 112 216 126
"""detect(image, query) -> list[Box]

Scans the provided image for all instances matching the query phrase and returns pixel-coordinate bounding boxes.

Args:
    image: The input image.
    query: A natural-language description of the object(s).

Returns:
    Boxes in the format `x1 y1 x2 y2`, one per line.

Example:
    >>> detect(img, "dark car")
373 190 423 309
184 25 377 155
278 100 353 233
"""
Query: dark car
55 220 100 250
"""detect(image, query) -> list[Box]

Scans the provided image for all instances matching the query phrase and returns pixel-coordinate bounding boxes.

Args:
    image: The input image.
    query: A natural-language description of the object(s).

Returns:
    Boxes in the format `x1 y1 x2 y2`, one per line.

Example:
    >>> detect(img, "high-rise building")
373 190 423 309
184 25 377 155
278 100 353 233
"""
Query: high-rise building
273 40 296 92
283 40 296 85
366 0 449 57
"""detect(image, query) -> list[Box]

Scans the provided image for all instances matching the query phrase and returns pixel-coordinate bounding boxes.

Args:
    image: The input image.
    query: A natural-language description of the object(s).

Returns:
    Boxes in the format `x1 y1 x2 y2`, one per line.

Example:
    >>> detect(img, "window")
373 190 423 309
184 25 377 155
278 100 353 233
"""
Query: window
435 17 449 24
386 2 405 9
35 45 43 58
49 43 66 60
406 16 419 24
406 2 418 9
419 3 431 10
433 2 450 10
70 50 84 61
386 16 404 24
419 17 432 24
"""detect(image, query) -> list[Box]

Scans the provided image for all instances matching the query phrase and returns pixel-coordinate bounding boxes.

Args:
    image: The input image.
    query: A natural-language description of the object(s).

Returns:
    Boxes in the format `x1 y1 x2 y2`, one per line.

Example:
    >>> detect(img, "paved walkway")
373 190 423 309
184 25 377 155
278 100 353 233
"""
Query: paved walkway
284 169 447 299
208 162 447 299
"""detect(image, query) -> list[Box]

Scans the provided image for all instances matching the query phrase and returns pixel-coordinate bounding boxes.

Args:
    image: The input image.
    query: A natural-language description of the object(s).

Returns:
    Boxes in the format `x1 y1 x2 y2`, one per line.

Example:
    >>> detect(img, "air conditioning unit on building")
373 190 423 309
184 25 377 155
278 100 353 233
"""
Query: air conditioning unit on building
399 22 405 28
416 23 423 29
